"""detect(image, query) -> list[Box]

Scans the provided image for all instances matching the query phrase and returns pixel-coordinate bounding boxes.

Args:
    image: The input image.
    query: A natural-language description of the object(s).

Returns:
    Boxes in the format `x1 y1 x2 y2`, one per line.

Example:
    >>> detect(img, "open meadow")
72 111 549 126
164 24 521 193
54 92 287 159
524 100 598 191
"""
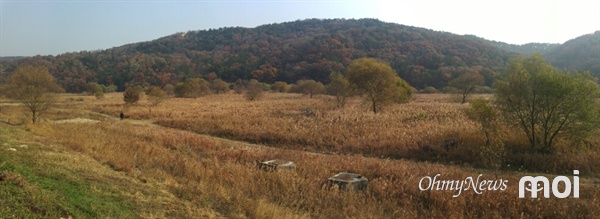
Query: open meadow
1 92 600 218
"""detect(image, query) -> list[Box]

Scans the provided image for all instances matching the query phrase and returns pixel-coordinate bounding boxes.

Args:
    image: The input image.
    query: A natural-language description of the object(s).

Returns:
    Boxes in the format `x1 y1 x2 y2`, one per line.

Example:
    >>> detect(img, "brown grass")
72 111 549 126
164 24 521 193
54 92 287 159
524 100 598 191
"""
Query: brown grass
82 92 600 175
88 93 475 156
26 120 600 218
1 92 599 217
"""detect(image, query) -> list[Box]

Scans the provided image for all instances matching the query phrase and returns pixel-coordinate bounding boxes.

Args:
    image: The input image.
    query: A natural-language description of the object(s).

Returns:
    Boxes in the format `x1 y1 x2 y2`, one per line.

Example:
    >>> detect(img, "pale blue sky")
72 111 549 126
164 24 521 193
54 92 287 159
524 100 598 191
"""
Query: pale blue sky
1 0 599 56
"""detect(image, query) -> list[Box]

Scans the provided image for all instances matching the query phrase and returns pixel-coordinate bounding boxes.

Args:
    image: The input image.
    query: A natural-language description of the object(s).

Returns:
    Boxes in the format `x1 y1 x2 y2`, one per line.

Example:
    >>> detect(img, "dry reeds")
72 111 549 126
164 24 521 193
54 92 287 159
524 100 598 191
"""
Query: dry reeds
9 92 599 217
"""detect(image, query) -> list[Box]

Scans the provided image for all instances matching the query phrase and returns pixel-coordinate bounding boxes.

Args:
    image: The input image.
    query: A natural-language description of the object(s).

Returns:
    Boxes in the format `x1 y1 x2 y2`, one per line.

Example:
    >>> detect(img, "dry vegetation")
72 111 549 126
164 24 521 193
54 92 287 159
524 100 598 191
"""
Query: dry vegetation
86 92 600 175
1 92 600 218
93 93 476 155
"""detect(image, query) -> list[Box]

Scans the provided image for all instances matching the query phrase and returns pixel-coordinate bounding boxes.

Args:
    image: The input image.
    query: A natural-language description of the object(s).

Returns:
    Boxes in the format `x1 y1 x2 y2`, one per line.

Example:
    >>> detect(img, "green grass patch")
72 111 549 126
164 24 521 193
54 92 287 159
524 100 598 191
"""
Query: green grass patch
0 126 136 218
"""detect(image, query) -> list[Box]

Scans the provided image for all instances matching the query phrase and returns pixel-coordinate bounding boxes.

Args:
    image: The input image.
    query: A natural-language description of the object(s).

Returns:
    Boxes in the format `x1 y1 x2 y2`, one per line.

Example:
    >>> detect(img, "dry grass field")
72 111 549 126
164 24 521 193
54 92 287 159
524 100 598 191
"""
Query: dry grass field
1 92 599 218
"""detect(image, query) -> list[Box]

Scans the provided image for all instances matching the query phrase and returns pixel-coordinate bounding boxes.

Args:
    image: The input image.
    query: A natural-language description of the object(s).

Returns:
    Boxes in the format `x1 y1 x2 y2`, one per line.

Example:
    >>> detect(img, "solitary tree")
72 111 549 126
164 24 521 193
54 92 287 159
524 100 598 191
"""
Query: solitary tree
123 86 142 104
86 82 105 99
146 86 167 106
495 54 600 153
327 72 353 109
294 80 325 98
448 71 485 104
467 98 505 170
346 58 413 113
3 65 64 123
245 79 264 101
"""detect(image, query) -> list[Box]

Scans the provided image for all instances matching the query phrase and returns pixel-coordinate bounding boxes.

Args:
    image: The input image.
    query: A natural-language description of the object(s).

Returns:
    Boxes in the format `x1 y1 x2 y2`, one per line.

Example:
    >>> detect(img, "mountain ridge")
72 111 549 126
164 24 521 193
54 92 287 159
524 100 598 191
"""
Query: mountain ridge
544 31 600 75
0 18 597 92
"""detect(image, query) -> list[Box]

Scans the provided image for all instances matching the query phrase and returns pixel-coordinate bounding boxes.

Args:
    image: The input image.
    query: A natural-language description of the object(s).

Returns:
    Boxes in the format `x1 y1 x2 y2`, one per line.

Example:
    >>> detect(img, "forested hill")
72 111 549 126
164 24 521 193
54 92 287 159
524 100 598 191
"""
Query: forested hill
0 19 586 93
0 56 25 61
465 35 560 55
544 31 600 76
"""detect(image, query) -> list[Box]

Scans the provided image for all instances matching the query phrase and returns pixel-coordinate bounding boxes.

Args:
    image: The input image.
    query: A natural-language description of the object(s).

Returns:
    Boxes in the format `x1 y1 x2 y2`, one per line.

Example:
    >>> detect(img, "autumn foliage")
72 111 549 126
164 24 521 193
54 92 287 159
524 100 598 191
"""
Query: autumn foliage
346 58 413 113
0 19 515 93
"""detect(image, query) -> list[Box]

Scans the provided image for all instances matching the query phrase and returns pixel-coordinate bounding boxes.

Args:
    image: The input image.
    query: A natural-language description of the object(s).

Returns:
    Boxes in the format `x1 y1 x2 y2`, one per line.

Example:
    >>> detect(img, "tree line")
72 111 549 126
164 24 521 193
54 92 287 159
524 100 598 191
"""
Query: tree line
1 55 598 160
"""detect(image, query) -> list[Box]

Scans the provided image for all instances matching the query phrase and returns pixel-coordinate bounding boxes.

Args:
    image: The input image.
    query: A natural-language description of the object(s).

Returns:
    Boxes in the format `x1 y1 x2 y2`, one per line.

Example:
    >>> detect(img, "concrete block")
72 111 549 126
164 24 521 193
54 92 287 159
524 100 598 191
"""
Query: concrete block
327 172 368 191
258 159 296 171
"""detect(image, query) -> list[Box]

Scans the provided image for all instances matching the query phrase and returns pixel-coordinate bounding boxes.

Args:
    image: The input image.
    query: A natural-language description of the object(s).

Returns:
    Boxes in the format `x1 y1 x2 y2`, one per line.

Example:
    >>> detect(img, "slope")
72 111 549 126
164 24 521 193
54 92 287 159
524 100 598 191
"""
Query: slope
0 18 513 92
464 35 560 55
544 31 600 77
2 92 600 218
0 123 220 218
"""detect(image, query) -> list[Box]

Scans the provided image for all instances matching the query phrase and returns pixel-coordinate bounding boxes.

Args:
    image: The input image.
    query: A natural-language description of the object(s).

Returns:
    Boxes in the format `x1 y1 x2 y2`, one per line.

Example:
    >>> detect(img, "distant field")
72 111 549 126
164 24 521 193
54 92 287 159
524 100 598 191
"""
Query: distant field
1 92 599 218
82 92 600 175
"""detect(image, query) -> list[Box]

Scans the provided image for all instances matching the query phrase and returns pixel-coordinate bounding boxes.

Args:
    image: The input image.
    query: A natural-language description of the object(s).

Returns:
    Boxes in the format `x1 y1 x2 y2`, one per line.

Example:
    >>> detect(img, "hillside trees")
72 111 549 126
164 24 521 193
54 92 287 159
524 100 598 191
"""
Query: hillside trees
3 66 64 123
346 58 413 113
251 64 279 83
0 19 515 92
544 31 600 79
495 54 600 153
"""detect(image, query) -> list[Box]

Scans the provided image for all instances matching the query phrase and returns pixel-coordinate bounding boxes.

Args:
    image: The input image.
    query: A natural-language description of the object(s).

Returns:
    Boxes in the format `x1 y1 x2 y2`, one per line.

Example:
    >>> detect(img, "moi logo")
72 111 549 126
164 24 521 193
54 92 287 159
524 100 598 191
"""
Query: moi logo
518 170 579 198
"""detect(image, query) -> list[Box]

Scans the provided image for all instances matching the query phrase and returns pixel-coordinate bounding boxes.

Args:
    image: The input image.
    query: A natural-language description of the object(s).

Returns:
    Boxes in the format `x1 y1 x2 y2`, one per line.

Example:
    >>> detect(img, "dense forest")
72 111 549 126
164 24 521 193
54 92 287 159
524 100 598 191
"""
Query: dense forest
467 35 560 55
544 31 600 75
0 19 598 92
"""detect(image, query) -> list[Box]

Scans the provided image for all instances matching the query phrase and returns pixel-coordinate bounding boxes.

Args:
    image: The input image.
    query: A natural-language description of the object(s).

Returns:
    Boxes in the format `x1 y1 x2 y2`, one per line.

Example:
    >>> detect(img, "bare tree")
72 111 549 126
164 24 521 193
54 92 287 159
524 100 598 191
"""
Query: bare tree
448 71 484 104
3 66 63 123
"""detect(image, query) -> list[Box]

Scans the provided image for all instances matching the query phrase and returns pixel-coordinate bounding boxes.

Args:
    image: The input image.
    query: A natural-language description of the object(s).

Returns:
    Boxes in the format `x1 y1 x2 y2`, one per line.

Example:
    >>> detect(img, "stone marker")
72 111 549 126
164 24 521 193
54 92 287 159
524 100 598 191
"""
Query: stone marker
327 172 368 191
258 159 296 171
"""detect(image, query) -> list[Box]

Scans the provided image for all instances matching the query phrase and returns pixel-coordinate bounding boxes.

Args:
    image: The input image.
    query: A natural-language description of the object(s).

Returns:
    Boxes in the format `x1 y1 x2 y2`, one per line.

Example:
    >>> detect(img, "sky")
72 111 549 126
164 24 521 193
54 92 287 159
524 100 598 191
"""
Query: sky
1 0 599 57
